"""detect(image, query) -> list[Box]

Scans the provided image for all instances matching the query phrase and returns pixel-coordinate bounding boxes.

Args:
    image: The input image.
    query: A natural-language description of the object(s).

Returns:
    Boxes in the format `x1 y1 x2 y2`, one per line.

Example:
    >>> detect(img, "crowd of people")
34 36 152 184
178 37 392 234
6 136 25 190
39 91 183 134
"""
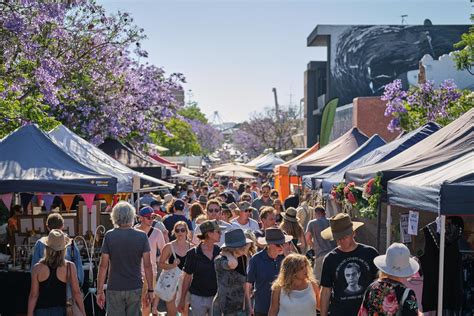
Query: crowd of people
27 179 422 316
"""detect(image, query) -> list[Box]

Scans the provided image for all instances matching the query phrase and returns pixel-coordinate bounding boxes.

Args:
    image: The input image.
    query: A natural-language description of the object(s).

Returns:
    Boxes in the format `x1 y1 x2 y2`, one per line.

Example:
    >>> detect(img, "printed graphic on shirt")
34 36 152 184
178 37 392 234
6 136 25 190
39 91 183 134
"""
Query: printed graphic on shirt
334 256 371 302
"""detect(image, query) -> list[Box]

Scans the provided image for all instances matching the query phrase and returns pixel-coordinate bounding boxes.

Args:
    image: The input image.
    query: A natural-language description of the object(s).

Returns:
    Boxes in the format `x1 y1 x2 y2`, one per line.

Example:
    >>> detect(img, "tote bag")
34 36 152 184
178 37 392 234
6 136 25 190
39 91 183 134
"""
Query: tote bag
155 242 182 302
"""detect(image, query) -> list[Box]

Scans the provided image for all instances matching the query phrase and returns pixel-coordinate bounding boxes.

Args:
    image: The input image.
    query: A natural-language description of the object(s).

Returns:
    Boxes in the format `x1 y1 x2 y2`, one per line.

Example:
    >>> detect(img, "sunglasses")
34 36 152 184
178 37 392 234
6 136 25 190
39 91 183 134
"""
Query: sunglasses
213 230 222 234
208 208 221 213
175 228 186 233
243 209 252 213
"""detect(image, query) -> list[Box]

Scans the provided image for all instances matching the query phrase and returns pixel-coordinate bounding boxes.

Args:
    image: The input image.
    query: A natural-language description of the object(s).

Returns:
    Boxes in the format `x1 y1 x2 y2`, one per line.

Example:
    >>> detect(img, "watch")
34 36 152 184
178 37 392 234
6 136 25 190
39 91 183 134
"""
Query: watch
147 289 154 293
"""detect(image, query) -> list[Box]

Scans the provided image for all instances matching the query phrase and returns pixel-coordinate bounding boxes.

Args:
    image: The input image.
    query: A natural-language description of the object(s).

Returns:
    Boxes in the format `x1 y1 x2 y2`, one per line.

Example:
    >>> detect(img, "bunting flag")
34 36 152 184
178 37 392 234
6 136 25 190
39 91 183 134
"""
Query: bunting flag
81 194 95 213
42 194 56 212
20 193 34 213
101 194 113 205
36 194 43 206
0 193 13 211
60 194 75 212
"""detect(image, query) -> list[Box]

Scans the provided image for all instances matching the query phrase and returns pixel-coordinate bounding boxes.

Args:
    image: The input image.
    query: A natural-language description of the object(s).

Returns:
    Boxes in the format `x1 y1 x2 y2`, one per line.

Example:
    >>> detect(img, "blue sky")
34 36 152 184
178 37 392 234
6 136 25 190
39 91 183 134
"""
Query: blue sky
99 0 471 122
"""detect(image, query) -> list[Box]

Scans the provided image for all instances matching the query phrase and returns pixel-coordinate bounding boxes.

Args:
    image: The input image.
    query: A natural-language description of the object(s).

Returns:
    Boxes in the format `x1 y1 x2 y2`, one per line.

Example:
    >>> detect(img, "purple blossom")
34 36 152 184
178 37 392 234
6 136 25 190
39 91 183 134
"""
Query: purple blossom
3 15 25 33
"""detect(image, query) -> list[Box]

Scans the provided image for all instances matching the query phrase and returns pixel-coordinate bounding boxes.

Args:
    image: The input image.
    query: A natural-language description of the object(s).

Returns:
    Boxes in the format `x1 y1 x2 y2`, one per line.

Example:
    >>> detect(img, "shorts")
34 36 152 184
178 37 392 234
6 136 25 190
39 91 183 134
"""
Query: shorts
141 273 157 300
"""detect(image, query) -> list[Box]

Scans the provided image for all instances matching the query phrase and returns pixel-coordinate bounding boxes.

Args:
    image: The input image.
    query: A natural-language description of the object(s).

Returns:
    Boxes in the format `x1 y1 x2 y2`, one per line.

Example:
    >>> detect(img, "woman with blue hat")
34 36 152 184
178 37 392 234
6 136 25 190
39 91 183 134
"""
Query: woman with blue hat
214 228 252 316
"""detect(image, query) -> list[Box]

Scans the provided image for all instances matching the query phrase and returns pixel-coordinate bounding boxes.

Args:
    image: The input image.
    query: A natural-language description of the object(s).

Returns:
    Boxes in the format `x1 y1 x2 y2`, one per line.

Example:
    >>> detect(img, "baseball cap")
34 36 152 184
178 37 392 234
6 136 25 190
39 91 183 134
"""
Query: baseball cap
173 199 185 211
139 206 154 218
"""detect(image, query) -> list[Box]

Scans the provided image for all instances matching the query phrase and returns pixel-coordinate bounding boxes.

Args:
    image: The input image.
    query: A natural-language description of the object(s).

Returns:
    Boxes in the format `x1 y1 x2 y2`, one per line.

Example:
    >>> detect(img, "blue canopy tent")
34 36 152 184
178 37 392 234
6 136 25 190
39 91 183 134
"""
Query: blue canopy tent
387 152 474 314
0 125 117 193
318 122 440 193
303 134 386 189
292 127 368 175
49 125 174 192
255 153 285 173
387 151 474 215
346 109 474 186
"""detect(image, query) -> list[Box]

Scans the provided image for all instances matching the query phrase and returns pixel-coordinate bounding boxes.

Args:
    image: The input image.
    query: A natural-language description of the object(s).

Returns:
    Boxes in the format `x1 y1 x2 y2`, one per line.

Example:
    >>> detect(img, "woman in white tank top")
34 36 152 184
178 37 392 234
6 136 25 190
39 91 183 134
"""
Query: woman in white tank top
268 253 319 316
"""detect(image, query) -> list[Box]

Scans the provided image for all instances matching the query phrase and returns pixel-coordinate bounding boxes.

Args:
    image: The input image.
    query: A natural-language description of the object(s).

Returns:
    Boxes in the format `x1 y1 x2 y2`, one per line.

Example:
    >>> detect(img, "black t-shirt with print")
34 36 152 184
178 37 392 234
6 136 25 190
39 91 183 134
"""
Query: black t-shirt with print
320 243 379 316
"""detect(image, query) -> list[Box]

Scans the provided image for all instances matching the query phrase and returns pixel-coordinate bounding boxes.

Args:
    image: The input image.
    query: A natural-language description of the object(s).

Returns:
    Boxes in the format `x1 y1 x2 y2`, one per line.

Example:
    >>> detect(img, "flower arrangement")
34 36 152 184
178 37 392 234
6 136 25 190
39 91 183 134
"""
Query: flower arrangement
330 182 346 204
343 182 368 210
359 174 383 219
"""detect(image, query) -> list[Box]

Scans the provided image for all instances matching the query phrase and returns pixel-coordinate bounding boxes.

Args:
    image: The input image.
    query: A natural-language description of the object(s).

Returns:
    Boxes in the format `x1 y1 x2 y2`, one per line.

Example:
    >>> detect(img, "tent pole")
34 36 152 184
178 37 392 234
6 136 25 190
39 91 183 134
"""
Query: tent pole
437 215 446 314
376 199 382 252
386 204 392 249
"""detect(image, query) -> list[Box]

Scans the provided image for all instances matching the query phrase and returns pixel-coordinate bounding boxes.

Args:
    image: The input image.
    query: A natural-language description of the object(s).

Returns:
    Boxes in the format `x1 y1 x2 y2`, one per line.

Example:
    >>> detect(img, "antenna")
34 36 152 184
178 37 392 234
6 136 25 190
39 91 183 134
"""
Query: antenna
401 15 408 25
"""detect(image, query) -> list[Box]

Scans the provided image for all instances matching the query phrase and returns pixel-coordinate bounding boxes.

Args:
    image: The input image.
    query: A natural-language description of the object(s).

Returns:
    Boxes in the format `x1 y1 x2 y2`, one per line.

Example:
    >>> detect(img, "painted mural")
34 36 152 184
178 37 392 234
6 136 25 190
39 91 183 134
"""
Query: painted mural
329 25 469 105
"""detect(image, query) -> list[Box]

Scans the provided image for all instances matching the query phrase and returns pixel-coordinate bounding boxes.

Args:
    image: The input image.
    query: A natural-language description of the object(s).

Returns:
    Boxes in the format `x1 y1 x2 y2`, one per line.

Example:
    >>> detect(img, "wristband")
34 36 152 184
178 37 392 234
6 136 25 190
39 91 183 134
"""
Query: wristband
147 289 154 293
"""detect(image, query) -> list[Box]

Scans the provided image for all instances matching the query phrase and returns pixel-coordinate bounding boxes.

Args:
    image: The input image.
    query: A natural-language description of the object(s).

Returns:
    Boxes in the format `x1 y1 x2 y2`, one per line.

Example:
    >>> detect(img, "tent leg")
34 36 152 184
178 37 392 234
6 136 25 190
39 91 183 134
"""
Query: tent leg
437 215 446 314
376 199 382 252
386 204 391 249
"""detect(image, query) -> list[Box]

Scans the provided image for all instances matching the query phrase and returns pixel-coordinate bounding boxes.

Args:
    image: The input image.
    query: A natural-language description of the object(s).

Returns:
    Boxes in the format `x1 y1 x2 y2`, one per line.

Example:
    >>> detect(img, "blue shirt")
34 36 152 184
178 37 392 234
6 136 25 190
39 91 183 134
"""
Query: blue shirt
246 249 284 314
31 239 84 286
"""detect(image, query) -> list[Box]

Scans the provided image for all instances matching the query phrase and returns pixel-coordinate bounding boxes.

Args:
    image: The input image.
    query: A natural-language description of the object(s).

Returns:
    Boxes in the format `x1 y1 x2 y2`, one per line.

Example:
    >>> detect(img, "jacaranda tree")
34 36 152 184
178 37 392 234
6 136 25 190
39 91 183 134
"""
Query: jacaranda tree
0 0 184 144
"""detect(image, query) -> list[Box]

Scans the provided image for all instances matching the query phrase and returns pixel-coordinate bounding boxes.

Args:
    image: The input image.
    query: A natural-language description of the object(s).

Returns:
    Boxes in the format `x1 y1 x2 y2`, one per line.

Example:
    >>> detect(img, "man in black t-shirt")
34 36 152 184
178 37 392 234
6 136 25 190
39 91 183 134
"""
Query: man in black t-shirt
319 213 379 316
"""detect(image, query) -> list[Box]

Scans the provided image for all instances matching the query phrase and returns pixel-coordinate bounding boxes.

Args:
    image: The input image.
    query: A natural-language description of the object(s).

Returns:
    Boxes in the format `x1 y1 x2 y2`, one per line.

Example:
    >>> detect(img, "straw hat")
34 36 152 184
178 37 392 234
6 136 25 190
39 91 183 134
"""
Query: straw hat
257 228 293 246
282 207 298 223
373 243 420 278
321 213 364 241
40 229 71 251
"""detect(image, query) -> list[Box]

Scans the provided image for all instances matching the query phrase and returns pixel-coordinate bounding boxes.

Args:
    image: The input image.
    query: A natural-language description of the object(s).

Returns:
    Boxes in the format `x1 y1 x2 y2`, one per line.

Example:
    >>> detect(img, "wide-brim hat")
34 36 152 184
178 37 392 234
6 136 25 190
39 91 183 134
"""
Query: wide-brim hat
221 228 253 249
40 229 71 251
373 243 420 277
198 195 208 204
282 207 298 223
257 228 293 245
238 201 251 211
199 219 228 235
321 213 364 241
164 194 173 203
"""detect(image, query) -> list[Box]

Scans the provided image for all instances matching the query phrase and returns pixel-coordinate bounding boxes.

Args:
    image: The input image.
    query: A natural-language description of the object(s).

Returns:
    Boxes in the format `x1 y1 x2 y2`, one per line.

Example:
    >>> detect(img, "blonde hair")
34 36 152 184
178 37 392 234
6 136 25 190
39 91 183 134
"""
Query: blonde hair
172 221 189 237
272 254 315 294
195 214 207 225
40 247 66 269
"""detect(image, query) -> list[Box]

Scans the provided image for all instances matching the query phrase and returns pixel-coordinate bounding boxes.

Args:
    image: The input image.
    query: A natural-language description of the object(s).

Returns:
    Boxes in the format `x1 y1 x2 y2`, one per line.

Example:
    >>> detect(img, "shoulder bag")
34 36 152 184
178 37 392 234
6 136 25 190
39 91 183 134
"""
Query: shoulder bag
155 242 182 302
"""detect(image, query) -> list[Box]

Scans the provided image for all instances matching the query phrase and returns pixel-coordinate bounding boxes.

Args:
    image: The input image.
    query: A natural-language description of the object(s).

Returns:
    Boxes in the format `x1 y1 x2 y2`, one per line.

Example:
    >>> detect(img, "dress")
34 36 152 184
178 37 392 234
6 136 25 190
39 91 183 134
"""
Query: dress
358 278 418 316
214 255 248 315
278 284 316 316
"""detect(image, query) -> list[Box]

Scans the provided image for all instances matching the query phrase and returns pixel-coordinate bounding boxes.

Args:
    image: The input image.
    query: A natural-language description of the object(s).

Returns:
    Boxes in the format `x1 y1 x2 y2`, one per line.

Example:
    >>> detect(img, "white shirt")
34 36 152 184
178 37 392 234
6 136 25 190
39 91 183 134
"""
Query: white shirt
231 217 260 232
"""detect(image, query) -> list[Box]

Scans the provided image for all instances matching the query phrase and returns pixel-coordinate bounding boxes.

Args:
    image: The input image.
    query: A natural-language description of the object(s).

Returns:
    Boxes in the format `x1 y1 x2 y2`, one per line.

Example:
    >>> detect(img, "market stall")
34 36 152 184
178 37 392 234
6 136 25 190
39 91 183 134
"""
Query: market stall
387 152 474 315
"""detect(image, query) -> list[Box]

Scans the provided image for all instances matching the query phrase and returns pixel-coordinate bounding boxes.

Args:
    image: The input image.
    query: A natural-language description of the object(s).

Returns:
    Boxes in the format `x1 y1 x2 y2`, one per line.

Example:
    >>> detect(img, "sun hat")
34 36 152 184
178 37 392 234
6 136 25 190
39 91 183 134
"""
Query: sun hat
199 219 227 235
173 199 185 211
163 193 173 204
40 229 71 251
139 206 154 217
282 207 298 223
373 243 420 278
257 228 293 246
221 228 253 249
321 213 364 241
238 201 251 211
198 195 208 204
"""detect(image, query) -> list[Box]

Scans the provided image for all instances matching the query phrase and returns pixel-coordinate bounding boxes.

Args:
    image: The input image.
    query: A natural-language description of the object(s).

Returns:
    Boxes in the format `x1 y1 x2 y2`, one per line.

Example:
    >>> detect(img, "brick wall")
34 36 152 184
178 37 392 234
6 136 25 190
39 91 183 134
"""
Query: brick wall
353 97 401 142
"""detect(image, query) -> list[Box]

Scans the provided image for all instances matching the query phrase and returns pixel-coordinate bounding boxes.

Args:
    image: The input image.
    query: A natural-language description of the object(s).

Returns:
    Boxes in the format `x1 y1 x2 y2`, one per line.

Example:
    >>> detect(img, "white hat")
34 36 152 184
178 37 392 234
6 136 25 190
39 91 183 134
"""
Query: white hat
163 193 173 204
373 243 419 278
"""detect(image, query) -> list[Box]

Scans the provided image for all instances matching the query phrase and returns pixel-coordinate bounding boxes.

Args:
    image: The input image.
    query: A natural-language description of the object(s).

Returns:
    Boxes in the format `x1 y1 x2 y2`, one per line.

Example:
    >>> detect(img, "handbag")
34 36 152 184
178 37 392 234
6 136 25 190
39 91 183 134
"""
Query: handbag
65 262 75 316
65 261 83 316
155 242 182 302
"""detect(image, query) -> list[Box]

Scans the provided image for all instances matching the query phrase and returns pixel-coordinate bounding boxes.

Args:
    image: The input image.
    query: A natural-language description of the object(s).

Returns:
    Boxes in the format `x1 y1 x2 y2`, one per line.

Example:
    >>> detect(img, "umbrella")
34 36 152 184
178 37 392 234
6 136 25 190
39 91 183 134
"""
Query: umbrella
171 174 202 181
216 170 256 179
210 163 258 174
